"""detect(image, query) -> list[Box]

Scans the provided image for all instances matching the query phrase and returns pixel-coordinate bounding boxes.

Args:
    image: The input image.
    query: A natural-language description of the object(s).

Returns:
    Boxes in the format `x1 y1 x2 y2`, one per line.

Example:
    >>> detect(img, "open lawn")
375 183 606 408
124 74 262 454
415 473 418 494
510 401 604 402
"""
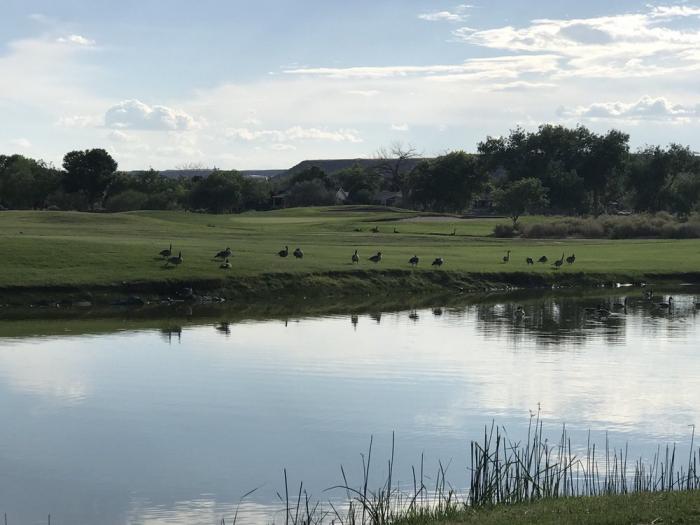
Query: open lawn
0 206 698 288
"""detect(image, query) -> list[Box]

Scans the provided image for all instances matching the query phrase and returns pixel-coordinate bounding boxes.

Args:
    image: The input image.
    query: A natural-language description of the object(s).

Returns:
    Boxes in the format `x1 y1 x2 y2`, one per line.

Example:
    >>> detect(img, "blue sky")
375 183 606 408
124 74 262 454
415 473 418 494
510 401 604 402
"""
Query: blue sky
1 1 700 170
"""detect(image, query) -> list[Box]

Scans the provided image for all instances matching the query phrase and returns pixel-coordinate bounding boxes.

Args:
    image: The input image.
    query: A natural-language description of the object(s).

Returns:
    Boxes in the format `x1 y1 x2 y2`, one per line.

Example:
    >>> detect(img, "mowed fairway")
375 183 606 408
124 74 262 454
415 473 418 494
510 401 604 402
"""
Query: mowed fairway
0 206 698 288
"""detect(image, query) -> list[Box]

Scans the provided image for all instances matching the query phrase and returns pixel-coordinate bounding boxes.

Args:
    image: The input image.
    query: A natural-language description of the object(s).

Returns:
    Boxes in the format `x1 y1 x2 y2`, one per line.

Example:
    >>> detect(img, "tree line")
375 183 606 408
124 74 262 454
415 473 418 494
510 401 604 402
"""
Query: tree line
1 124 699 217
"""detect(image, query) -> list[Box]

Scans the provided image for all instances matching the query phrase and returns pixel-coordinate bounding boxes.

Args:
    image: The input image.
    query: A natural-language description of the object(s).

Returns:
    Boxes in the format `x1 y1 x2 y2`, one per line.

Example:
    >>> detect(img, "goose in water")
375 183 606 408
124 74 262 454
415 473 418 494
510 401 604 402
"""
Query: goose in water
369 251 382 263
214 247 232 260
293 247 304 259
409 255 419 267
159 243 172 259
278 246 289 258
431 257 444 267
351 249 359 264
165 251 183 267
656 296 674 309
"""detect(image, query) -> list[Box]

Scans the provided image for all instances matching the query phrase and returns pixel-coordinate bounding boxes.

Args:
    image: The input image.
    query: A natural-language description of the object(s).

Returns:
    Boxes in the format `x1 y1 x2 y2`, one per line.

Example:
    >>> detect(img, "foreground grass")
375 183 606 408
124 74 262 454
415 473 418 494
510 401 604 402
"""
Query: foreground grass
0 207 698 290
397 491 700 525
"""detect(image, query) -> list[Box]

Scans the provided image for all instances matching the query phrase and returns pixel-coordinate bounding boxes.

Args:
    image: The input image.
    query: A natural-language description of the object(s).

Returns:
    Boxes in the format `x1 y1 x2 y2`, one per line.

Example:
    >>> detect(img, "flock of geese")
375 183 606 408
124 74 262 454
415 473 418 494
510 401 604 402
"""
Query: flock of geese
157 243 577 270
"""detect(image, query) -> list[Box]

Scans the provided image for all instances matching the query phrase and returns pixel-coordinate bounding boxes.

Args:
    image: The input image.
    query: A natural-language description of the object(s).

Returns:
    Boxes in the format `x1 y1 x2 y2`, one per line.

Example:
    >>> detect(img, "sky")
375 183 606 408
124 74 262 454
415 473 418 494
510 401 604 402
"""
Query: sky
1 0 700 170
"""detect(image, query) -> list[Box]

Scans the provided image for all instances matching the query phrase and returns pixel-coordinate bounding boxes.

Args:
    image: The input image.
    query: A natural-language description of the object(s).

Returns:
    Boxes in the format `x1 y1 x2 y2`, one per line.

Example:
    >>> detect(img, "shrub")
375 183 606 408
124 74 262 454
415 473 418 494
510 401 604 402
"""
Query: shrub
493 223 516 237
105 190 149 212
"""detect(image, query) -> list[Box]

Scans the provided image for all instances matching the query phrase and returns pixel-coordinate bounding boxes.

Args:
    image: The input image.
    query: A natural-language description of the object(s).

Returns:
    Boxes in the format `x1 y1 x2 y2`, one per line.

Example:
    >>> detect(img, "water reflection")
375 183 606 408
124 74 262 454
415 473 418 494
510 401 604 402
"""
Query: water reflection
0 291 698 524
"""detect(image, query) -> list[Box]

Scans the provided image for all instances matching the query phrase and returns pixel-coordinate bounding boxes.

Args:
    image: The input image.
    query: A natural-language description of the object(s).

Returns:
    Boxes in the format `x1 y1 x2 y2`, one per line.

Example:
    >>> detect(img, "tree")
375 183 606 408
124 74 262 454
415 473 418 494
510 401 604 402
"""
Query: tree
492 178 549 227
286 179 335 207
189 170 245 213
404 151 486 212
668 172 700 217
334 164 382 202
62 149 118 205
374 142 419 191
0 155 62 209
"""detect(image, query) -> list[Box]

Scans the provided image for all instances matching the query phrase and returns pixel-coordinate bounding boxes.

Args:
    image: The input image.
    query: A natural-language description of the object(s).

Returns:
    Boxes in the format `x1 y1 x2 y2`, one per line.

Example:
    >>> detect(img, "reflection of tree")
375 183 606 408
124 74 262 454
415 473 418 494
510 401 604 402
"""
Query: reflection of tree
369 313 382 324
470 294 696 346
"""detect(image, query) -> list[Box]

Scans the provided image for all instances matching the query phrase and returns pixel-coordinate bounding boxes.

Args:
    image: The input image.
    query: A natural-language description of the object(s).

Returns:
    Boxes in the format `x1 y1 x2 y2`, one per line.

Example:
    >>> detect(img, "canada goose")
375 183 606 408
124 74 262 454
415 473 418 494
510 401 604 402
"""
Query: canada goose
566 253 576 264
165 251 183 267
293 247 304 259
656 296 674 309
552 253 565 269
220 258 231 269
214 247 232 260
351 249 359 264
371 226 380 233
409 255 419 267
369 251 382 263
526 257 534 265
159 244 172 259
278 246 289 258
538 255 548 263
450 228 456 236
432 257 444 267
503 250 511 263
393 227 399 234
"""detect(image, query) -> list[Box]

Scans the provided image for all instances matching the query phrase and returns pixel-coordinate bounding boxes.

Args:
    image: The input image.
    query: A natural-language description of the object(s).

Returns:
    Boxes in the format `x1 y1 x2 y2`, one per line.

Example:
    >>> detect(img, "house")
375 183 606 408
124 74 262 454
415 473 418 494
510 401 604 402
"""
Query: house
335 188 349 204
373 191 403 207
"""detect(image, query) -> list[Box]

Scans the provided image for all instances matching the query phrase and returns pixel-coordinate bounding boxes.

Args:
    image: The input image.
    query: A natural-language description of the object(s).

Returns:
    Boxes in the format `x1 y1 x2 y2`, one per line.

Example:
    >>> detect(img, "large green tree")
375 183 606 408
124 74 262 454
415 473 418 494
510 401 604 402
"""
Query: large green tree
492 177 549 227
62 148 118 205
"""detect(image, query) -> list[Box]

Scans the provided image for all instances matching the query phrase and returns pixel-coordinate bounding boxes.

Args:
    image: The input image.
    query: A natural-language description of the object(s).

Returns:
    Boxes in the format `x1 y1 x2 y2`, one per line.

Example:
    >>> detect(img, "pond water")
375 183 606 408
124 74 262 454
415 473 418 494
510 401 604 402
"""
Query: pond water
0 290 699 524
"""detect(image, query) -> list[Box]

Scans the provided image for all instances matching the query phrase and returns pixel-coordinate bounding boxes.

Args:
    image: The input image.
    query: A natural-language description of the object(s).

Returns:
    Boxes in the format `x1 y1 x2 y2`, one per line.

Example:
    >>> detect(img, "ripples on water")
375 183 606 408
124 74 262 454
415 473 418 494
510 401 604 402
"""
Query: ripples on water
0 291 699 524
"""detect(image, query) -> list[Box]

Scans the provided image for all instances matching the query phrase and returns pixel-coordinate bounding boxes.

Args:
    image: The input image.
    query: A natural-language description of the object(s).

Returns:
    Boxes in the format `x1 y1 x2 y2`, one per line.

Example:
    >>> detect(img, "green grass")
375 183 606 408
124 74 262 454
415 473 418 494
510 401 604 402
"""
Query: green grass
397 491 700 525
0 206 698 289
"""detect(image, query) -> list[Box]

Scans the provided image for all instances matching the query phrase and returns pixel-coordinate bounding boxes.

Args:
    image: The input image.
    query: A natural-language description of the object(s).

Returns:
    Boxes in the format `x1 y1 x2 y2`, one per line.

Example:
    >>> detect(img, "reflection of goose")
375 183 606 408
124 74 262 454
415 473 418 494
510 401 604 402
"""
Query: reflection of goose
656 296 674 309
216 322 231 335
409 311 419 321
369 252 382 263
514 306 526 319
612 297 628 310
432 307 443 316
351 249 359 264
351 315 359 328
432 257 444 267
409 255 419 267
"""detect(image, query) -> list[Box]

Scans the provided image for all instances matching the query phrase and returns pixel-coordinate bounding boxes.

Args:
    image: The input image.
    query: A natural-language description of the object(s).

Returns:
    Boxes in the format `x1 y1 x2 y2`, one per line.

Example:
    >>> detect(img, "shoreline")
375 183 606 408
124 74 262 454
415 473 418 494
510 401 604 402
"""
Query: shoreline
1 269 698 310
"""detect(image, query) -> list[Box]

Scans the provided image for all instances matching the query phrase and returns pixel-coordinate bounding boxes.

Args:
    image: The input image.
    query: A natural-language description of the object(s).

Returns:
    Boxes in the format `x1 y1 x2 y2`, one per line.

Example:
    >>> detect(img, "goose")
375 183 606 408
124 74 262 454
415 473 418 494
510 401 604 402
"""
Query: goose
409 255 419 267
293 247 304 259
526 257 534 265
502 250 511 263
656 296 674 309
450 228 456 236
393 227 399 234
278 246 289 258
566 253 576 265
220 258 231 269
214 247 232 260
165 251 183 267
369 251 382 263
552 253 565 269
351 249 359 264
371 226 380 233
159 243 172 259
432 257 444 267
538 255 548 263
514 306 526 319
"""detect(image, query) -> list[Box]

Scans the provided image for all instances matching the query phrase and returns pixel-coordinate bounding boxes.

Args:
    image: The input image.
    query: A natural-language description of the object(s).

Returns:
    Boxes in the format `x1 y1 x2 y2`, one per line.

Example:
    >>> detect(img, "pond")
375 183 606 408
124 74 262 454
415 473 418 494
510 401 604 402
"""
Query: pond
0 289 699 524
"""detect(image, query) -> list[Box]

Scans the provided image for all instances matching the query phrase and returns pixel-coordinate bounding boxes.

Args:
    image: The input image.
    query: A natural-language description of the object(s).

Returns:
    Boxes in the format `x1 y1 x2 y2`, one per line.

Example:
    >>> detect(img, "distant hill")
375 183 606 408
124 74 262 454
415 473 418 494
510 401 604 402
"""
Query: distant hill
127 169 286 180
285 158 423 178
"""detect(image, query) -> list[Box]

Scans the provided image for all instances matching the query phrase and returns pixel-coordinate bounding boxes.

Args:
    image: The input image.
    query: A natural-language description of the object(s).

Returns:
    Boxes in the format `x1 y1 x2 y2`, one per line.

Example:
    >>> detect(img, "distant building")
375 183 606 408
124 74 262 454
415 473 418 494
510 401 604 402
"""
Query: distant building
373 191 403 207
335 188 349 204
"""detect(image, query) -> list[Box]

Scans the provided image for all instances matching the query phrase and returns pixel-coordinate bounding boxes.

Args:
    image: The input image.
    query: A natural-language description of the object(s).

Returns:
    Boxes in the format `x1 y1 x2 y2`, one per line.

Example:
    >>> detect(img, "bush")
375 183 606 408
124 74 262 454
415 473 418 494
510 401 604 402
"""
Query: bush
105 190 149 212
45 190 90 211
493 224 516 237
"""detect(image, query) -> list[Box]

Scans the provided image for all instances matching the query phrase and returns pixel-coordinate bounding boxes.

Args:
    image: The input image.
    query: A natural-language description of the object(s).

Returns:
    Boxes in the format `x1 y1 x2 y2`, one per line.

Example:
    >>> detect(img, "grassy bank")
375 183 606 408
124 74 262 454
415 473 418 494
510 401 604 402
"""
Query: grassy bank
397 491 700 525
0 207 698 301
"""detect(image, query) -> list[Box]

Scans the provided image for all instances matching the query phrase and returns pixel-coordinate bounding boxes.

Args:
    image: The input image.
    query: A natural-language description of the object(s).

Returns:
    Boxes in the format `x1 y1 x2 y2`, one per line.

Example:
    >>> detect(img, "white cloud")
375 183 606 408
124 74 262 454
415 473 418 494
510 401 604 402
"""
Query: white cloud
105 99 199 131
454 5 700 79
9 138 32 149
559 95 700 121
345 89 381 97
391 123 409 131
56 114 101 128
108 130 137 142
226 126 362 143
418 11 466 22
56 34 95 46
